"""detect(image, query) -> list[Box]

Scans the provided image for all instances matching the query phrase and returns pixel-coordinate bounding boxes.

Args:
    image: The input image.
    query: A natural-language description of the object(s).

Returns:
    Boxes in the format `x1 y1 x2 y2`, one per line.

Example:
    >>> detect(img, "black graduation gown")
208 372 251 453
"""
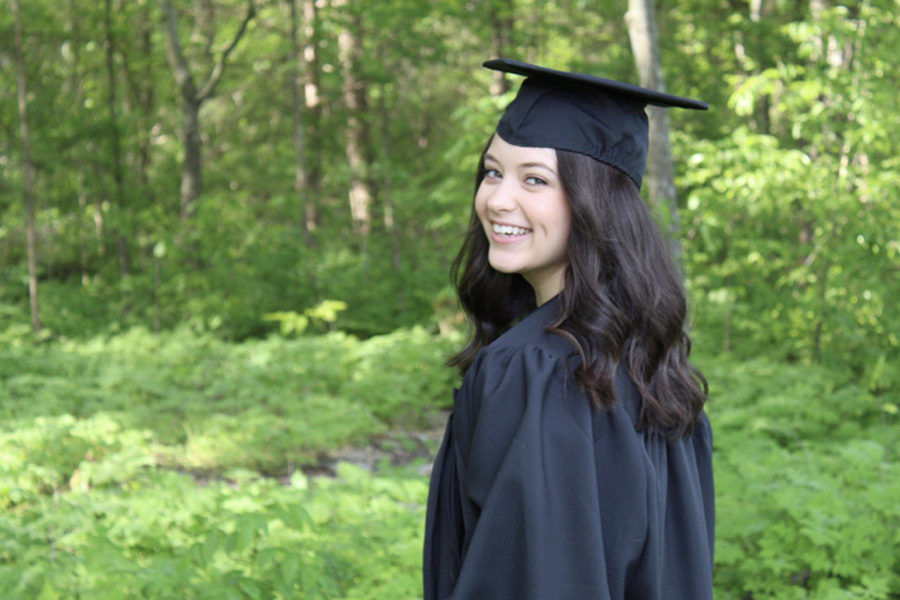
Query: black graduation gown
423 297 714 600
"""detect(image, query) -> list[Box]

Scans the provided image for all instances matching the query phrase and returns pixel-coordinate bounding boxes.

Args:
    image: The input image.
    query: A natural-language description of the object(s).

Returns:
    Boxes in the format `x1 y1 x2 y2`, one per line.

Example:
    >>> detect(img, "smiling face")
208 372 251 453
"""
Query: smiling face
475 135 572 305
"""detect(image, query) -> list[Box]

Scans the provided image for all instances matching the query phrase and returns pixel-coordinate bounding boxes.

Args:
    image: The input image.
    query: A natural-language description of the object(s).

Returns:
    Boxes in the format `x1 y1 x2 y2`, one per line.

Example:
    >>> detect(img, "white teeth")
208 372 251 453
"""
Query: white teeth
492 223 531 236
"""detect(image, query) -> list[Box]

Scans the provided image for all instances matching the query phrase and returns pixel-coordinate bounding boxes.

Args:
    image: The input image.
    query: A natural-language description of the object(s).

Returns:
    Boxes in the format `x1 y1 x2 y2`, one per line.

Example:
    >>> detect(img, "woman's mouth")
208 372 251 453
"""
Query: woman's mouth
492 223 532 237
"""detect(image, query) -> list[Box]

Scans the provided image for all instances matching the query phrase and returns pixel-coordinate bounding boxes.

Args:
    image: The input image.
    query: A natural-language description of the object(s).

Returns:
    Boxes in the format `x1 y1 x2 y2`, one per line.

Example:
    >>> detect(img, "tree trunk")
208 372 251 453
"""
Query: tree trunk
180 95 204 221
378 84 402 277
625 0 684 275
67 0 92 285
161 0 202 221
303 0 322 232
289 0 315 248
160 0 255 222
12 0 42 334
120 2 156 187
488 0 514 96
339 15 373 247
104 0 130 277
139 6 155 185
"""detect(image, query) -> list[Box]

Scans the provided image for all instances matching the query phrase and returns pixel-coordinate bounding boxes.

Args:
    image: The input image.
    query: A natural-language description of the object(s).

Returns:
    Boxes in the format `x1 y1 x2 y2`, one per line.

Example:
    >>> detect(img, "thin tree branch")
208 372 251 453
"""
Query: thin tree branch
196 0 256 102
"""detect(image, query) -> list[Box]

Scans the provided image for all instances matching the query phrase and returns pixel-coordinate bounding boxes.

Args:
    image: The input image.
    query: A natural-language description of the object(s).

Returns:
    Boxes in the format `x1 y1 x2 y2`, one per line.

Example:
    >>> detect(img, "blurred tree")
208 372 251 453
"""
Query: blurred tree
626 0 683 273
338 3 373 250
488 0 515 94
288 0 316 248
104 0 130 277
160 0 256 222
11 0 42 334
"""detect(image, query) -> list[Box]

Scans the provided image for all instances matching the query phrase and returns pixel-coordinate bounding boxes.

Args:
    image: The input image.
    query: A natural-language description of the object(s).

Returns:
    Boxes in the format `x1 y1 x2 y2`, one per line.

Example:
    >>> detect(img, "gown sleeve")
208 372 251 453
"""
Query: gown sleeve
423 410 465 597
448 344 614 599
423 343 715 600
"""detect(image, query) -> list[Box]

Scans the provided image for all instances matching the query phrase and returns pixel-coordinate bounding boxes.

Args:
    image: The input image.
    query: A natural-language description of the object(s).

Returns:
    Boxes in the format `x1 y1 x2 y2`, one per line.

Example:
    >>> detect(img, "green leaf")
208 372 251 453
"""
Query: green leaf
279 554 300 588
201 531 222 564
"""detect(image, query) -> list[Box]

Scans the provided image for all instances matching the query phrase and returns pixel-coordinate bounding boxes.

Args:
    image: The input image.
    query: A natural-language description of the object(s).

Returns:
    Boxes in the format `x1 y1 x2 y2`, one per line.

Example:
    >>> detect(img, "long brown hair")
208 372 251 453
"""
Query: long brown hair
449 142 707 439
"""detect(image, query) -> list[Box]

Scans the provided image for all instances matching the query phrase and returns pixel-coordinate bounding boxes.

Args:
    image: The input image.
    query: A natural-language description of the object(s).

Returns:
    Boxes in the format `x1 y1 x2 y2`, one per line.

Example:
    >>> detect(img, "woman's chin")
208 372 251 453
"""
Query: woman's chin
487 258 520 275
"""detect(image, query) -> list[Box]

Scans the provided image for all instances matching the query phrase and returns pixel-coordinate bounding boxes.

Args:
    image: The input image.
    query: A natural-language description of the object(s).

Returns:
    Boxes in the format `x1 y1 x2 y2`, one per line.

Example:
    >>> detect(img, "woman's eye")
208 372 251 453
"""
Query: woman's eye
484 168 501 179
525 176 547 186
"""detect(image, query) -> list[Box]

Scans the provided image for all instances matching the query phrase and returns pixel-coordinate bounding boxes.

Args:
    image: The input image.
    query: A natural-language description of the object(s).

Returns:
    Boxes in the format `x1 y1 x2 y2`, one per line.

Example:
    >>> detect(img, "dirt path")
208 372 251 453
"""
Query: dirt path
308 410 450 478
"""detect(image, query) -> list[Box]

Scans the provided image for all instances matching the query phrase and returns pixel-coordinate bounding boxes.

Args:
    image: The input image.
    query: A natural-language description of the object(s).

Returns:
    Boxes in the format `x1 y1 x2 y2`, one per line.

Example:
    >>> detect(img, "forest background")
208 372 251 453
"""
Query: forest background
1 0 899 598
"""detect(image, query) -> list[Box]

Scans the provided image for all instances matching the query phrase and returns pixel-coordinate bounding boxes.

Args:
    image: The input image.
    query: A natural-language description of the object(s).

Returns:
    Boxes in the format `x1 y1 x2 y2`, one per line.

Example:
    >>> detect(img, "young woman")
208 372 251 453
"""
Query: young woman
424 59 714 600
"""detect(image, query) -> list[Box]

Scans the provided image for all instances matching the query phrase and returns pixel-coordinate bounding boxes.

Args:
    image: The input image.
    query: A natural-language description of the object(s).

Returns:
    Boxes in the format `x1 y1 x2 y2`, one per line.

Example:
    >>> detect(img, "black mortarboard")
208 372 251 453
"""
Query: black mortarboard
484 58 708 189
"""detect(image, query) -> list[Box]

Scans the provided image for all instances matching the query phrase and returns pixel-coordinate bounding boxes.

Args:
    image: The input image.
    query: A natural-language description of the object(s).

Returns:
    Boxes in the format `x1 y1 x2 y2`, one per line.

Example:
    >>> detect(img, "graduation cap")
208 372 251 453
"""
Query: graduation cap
484 58 708 189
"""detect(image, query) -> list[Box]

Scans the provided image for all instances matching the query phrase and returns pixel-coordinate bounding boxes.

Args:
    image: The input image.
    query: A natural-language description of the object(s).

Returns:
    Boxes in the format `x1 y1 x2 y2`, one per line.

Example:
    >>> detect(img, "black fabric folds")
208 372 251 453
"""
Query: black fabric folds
423 297 715 600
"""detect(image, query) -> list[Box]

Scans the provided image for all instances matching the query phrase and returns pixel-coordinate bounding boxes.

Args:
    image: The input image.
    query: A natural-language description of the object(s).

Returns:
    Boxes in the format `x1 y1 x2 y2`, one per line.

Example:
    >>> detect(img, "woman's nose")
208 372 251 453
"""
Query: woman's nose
485 180 517 213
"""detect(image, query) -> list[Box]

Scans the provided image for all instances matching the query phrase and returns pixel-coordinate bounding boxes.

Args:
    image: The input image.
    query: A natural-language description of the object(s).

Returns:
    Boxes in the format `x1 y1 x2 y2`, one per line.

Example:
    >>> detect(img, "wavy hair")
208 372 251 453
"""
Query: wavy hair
449 142 707 439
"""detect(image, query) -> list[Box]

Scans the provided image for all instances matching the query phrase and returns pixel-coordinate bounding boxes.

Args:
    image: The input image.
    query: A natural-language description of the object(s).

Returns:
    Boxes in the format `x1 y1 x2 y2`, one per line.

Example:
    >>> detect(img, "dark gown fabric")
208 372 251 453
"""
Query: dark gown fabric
423 297 714 600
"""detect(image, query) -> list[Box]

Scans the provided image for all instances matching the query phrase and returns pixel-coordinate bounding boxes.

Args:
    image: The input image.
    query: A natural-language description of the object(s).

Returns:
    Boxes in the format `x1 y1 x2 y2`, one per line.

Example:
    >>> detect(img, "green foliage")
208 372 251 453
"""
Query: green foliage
703 354 900 599
0 327 441 598
264 299 349 336
0 455 427 599
0 325 456 474
4 0 898 369
677 1 900 376
339 326 460 425
0 414 152 509
2 326 899 598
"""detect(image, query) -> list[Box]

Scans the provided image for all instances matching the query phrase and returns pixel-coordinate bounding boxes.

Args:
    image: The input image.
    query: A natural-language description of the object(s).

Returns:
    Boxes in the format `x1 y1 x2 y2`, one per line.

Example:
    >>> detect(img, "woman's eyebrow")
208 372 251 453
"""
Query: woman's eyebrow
484 154 557 174
521 161 557 174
